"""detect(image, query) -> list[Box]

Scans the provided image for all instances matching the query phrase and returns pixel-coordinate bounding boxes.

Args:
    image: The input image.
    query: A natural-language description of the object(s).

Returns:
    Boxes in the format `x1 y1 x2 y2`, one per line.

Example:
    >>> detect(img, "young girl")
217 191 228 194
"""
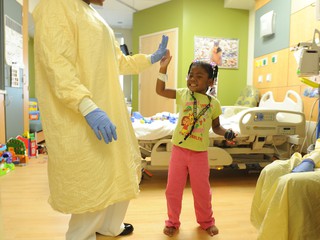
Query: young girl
156 50 235 237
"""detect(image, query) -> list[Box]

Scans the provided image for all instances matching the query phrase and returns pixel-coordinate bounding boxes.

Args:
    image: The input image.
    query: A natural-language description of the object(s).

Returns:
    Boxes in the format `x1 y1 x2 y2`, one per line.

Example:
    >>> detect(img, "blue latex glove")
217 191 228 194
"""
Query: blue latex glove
292 159 315 173
150 35 169 64
85 108 117 144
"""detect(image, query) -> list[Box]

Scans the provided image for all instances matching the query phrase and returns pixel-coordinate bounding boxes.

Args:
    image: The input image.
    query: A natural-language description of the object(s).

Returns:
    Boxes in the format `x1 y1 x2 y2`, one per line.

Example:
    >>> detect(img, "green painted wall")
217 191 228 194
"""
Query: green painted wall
132 0 249 111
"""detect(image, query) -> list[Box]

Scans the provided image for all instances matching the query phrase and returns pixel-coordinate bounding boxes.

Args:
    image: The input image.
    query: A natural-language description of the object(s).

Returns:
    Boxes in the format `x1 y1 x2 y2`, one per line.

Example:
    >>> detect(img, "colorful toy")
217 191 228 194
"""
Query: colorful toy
0 144 15 176
0 144 6 152
2 152 13 163
6 138 29 165
0 162 15 176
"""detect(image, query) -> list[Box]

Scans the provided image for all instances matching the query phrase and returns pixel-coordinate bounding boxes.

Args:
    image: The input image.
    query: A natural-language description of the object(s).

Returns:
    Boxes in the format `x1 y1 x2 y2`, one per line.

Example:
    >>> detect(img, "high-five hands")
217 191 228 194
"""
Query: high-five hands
151 35 169 64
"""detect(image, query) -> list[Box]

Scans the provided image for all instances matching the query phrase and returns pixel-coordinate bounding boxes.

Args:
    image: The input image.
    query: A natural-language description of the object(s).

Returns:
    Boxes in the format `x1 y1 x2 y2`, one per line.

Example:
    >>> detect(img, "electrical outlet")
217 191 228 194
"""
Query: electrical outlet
266 73 272 82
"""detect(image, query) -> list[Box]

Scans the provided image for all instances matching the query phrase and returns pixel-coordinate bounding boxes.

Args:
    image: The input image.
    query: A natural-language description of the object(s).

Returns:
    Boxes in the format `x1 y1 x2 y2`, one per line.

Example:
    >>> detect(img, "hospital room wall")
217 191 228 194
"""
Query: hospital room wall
253 0 319 125
131 0 250 111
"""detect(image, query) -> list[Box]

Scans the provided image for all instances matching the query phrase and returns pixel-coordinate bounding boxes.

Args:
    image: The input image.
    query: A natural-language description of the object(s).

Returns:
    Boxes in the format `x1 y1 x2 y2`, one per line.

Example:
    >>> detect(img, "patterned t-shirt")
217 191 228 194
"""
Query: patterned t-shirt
172 88 222 151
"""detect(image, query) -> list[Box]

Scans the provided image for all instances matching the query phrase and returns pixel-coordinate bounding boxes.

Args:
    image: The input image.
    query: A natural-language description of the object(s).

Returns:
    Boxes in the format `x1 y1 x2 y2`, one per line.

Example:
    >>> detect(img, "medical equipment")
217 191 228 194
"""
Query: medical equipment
295 28 320 140
296 29 320 77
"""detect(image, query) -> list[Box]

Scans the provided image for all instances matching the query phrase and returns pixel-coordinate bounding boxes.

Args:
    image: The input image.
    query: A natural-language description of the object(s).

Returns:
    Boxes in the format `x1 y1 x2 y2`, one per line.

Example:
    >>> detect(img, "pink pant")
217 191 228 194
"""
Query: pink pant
165 145 214 230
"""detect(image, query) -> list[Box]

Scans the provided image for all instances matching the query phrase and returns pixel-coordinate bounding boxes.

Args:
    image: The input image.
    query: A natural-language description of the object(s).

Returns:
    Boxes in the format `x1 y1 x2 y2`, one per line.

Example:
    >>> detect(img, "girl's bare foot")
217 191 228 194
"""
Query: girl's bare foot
206 225 219 236
163 226 177 237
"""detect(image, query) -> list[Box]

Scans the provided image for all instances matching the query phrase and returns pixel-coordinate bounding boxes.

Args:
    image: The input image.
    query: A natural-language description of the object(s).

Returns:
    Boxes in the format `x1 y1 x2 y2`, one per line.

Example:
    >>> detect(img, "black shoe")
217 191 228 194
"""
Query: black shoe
119 223 134 236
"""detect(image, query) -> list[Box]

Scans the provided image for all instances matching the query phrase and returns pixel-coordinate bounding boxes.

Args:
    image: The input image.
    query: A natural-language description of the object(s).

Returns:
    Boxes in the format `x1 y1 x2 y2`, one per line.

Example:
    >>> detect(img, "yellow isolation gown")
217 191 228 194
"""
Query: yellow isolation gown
32 0 152 214
251 151 320 240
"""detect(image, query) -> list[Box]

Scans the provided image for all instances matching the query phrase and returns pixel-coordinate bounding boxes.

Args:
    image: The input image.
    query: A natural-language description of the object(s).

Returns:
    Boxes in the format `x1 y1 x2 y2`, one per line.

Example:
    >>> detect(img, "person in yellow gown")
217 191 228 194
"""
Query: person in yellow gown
251 142 320 240
32 0 168 239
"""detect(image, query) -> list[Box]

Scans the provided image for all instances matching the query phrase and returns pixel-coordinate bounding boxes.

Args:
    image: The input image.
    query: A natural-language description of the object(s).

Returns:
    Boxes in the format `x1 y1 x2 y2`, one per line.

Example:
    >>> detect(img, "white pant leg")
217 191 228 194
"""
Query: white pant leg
66 201 129 240
97 200 130 236
66 209 104 240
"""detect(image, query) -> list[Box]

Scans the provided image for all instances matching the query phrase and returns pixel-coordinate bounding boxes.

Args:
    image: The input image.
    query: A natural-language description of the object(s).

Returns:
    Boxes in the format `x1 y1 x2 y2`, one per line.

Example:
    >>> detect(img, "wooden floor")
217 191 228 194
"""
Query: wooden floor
0 155 259 240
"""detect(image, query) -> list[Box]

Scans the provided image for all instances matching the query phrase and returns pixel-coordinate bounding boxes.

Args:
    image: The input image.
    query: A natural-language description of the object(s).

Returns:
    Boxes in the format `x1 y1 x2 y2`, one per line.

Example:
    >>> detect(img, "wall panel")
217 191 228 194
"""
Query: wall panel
290 4 320 46
254 49 289 89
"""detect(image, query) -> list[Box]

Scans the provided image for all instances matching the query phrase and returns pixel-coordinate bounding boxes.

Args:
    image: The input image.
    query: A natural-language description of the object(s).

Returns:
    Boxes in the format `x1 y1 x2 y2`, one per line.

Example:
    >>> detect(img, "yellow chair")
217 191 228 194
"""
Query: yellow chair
234 85 260 107
222 86 260 118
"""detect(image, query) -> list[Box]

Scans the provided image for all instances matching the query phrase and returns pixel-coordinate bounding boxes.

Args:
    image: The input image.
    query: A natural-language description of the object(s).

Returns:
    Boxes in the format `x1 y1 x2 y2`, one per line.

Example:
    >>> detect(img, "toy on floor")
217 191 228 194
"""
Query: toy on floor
0 144 15 176
6 138 29 165
37 144 47 155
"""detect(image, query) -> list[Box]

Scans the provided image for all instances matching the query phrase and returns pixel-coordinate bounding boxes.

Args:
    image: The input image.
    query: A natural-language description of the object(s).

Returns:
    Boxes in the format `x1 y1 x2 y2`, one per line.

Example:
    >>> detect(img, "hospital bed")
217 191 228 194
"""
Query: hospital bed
133 90 306 170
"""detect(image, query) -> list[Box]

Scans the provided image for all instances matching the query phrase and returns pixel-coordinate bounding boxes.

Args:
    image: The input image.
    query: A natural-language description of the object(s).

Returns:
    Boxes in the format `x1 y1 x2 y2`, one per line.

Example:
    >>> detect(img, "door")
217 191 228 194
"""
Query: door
139 28 178 116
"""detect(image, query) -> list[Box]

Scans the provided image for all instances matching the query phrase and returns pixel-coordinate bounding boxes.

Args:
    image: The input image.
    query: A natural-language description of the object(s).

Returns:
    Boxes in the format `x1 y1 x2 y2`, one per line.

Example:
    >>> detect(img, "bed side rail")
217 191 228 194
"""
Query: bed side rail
238 108 306 138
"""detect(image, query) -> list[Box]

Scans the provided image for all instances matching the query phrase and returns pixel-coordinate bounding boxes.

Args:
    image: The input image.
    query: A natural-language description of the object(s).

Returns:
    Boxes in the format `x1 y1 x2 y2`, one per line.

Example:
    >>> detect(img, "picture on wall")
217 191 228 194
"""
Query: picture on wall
194 36 239 69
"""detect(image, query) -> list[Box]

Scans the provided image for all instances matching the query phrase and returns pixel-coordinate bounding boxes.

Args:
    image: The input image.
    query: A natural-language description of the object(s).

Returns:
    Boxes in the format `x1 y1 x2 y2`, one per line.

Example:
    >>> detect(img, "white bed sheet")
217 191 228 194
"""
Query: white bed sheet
132 117 176 141
131 111 243 141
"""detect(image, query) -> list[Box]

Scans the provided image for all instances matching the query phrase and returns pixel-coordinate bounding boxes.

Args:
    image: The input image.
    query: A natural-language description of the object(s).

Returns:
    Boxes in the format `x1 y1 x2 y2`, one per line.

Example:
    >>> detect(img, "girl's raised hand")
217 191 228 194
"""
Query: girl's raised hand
160 49 172 68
